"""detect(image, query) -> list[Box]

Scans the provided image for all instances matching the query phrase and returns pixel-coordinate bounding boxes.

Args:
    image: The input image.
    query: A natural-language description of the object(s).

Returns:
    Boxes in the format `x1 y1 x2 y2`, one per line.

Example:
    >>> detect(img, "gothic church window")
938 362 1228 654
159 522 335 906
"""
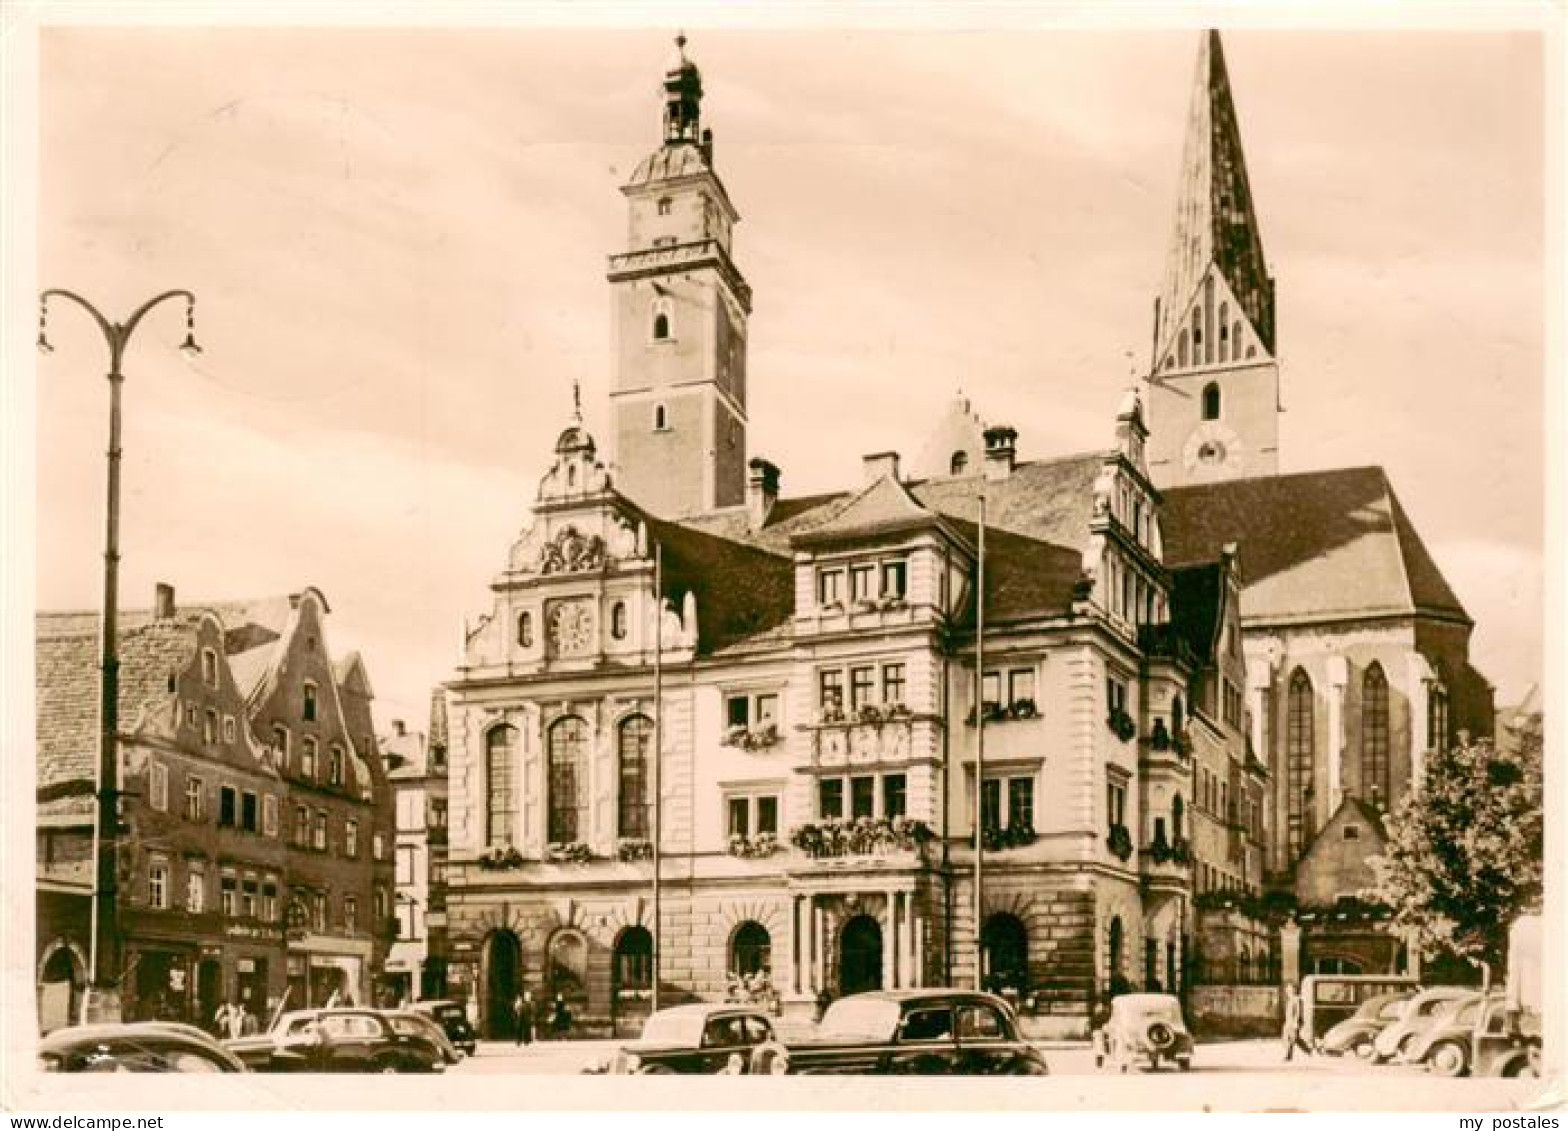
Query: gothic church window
1362 663 1390 805
548 715 588 843
486 724 517 847
1202 382 1221 421
1428 680 1450 751
1287 669 1314 862
1218 302 1230 362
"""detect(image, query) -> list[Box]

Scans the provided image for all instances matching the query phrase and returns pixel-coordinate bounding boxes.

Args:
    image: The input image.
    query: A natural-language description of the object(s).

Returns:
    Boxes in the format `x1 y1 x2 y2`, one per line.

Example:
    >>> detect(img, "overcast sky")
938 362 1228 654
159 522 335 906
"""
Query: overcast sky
30 21 1545 729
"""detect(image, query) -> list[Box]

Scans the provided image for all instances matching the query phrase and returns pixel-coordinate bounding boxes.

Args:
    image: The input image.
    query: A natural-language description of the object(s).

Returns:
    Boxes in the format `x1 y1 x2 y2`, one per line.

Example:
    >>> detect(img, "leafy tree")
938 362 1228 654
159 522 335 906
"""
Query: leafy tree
1368 726 1543 971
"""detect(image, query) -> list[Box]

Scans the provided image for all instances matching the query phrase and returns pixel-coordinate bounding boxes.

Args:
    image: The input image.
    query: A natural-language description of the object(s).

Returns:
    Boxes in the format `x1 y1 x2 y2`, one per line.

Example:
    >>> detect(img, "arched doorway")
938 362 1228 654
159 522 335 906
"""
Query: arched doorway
611 926 653 1038
839 915 883 996
483 929 522 1039
980 913 1029 995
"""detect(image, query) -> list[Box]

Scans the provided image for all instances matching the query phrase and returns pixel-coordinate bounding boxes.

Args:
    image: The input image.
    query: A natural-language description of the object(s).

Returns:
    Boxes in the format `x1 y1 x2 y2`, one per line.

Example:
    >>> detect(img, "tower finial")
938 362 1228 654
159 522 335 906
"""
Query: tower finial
572 379 582 422
675 30 687 54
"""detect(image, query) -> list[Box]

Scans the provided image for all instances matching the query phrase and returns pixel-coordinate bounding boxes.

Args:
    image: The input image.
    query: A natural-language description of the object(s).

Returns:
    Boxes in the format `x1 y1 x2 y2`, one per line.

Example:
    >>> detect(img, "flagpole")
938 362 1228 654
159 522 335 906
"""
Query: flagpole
651 542 664 1013
973 492 987 992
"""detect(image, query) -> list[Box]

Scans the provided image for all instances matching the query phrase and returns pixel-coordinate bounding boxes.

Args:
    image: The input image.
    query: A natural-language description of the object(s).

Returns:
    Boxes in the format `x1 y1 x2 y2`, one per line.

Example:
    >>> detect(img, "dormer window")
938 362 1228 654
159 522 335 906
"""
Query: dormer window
1202 382 1221 421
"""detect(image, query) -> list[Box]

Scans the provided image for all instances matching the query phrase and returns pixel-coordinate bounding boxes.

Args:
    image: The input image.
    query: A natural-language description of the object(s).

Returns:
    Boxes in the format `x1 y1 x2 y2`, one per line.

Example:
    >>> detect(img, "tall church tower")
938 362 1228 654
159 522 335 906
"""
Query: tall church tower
1147 30 1280 488
607 36 752 517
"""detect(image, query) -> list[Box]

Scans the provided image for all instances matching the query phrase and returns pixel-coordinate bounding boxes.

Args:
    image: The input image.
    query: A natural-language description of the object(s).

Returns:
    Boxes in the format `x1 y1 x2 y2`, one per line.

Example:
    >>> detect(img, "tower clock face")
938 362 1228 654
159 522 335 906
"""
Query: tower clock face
1182 421 1244 476
547 600 595 656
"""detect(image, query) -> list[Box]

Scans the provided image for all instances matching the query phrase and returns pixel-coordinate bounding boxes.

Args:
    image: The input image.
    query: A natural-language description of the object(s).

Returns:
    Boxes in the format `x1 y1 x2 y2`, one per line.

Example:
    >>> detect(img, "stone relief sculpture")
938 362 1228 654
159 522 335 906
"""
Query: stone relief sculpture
539 525 608 575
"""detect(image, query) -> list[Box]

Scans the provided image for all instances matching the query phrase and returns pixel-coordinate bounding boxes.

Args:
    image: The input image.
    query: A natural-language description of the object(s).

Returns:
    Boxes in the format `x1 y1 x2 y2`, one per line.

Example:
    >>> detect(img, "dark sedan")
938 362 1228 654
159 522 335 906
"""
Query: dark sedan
39 1022 247 1073
225 1008 445 1073
748 990 1049 1076
593 1003 776 1074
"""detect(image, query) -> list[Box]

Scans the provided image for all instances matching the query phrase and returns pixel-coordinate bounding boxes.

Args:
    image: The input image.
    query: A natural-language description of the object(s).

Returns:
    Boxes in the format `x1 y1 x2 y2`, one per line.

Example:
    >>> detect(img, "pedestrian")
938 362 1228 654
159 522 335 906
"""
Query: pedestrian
1281 983 1312 1061
550 993 571 1039
514 991 535 1046
212 1000 233 1037
1090 1004 1110 1068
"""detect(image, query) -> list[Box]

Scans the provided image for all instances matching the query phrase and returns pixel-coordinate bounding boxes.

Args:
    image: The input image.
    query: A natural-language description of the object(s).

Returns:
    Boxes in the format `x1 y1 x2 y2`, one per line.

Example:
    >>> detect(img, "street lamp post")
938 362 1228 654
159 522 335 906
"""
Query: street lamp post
38 288 201 1020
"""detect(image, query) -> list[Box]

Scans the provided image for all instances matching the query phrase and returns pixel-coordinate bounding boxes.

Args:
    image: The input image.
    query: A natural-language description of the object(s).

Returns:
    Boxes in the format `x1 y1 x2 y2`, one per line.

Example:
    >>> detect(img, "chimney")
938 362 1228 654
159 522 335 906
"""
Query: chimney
983 426 1017 481
392 719 407 737
862 451 901 484
153 582 176 620
747 457 780 530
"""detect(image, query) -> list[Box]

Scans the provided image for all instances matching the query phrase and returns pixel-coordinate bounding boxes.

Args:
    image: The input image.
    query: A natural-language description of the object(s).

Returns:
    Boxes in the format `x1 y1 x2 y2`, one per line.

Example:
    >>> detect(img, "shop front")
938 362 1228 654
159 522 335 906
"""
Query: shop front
286 933 373 1007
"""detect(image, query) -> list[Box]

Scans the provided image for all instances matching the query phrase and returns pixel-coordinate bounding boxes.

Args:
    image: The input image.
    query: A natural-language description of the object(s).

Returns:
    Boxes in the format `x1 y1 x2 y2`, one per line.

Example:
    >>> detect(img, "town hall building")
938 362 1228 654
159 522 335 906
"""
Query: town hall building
438 32 1491 1038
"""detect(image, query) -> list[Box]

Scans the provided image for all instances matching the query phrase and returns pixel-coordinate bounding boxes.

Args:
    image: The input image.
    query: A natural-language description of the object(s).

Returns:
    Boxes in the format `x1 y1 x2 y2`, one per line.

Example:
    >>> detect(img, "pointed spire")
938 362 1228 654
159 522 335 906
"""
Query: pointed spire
571 378 582 423
1152 29 1275 374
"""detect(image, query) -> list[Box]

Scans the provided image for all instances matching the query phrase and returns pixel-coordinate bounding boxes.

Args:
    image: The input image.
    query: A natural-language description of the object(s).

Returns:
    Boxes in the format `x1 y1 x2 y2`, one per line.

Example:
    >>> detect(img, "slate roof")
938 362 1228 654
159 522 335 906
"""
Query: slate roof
644 453 1107 652
1162 466 1469 626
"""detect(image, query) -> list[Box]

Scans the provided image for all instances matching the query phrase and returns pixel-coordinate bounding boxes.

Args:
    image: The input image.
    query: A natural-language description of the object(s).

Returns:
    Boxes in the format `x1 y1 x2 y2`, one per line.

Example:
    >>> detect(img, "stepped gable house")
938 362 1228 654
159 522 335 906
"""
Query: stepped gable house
35 585 395 1031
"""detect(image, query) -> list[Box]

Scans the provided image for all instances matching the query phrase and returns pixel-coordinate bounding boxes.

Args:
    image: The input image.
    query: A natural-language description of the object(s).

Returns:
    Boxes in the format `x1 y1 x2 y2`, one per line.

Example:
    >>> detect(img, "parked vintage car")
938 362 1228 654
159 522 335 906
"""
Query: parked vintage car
407 999 477 1056
224 1008 445 1073
589 1003 777 1074
1099 993 1194 1073
1319 991 1415 1059
39 1022 248 1073
1371 986 1475 1064
747 990 1049 1076
1404 992 1495 1076
382 1009 465 1066
1474 915 1542 1078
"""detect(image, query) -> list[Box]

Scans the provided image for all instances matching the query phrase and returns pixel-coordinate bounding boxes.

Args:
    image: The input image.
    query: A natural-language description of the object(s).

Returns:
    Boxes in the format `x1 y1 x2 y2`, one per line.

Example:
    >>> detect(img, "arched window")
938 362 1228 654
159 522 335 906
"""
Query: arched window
611 601 628 640
1218 302 1230 362
1172 793 1185 841
517 611 533 648
613 926 653 993
651 298 672 341
1202 382 1221 421
1362 663 1390 805
1427 681 1450 752
950 450 968 475
486 724 518 847
617 715 652 839
548 716 588 843
730 921 771 977
1287 669 1315 861
653 403 667 431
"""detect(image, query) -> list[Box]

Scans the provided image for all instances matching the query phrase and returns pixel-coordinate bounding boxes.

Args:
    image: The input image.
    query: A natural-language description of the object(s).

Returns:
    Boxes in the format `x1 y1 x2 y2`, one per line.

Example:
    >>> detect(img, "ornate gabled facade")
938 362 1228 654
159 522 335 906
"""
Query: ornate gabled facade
34 584 395 1032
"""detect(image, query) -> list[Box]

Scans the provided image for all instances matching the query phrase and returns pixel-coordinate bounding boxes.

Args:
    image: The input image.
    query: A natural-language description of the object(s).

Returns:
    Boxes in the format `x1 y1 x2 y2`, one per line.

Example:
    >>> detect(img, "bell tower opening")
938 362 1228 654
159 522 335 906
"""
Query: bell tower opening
606 36 753 518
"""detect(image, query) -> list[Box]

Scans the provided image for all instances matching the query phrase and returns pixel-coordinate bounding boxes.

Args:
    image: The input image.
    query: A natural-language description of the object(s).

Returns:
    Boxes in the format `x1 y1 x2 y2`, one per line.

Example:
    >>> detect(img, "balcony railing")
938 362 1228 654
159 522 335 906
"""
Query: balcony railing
787 816 934 860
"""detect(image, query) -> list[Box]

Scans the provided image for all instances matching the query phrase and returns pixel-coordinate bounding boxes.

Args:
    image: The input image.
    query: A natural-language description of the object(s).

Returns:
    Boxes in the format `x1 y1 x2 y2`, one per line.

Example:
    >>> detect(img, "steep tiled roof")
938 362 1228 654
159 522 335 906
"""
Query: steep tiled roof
641 510 796 654
1162 466 1469 625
